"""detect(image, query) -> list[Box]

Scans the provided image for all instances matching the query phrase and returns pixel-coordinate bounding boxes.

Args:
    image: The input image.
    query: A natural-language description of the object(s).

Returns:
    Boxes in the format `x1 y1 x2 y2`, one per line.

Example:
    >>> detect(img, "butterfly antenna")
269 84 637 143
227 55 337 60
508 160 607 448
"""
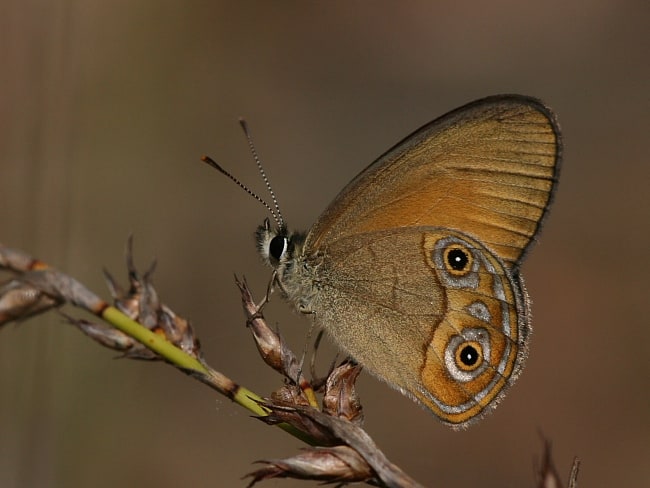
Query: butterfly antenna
201 155 281 226
238 118 285 228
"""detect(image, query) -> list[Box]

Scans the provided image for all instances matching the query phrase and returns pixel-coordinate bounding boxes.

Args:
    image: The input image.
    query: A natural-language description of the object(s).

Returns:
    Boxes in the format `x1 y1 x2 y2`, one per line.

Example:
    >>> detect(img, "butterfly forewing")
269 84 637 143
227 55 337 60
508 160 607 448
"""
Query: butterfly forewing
305 95 561 268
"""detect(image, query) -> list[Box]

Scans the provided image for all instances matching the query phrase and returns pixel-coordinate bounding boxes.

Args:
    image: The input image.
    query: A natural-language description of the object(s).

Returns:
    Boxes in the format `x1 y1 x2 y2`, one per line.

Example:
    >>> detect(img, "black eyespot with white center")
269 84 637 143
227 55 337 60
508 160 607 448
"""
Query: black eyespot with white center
444 245 472 275
444 328 490 382
448 248 468 270
428 235 480 289
456 342 481 370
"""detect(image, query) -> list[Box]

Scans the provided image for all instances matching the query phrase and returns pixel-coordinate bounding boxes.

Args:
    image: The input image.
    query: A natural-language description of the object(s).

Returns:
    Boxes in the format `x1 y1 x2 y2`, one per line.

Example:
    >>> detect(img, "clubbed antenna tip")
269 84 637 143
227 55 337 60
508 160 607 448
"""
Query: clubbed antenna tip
201 155 283 229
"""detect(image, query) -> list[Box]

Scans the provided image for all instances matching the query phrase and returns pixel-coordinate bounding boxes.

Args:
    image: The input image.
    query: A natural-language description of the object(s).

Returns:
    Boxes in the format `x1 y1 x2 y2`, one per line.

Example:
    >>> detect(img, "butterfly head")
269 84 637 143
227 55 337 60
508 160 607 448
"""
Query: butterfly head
256 218 306 271
256 218 314 312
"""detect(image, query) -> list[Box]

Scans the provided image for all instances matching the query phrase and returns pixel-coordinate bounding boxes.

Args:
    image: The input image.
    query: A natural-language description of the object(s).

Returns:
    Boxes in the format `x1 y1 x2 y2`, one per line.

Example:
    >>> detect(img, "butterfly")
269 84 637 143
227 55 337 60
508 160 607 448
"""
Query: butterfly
208 94 561 427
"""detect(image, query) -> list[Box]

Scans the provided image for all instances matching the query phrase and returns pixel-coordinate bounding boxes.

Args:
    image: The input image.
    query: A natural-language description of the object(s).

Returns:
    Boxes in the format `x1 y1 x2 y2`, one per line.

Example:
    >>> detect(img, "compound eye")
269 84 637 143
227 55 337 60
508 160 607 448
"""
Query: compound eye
269 235 287 261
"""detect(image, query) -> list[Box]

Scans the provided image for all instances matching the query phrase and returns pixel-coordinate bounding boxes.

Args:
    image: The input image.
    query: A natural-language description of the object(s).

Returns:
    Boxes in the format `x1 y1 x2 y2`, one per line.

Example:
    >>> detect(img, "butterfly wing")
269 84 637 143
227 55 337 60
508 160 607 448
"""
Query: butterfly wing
310 227 529 426
297 95 559 425
305 95 561 268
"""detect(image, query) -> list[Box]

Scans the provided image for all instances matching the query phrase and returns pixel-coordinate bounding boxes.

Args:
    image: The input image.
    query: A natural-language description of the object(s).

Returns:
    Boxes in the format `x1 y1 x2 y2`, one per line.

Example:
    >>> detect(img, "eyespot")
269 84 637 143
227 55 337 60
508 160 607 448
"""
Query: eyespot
426 235 480 289
269 235 287 261
455 342 482 371
444 328 490 382
444 244 473 276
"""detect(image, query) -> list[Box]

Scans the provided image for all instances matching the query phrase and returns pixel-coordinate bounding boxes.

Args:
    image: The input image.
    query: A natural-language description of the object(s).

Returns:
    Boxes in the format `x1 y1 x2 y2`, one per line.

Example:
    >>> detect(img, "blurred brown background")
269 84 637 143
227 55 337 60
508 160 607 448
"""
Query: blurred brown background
1 2 648 487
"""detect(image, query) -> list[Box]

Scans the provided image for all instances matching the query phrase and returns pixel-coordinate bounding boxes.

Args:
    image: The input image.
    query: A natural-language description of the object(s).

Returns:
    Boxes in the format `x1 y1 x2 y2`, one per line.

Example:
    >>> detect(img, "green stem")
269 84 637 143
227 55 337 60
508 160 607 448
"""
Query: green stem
100 305 316 444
